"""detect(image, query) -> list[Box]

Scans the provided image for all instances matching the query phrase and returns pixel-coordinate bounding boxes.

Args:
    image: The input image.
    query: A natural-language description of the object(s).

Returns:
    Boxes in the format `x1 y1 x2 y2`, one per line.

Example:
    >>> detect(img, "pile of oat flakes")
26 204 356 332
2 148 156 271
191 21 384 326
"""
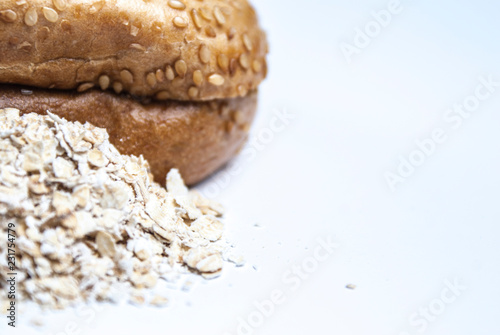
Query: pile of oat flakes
0 108 242 309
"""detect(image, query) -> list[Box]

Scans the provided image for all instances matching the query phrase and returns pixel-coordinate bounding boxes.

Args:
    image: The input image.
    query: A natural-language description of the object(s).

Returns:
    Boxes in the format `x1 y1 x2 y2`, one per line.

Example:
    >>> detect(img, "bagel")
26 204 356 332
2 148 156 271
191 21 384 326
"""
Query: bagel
0 85 256 185
0 0 268 101
0 0 267 184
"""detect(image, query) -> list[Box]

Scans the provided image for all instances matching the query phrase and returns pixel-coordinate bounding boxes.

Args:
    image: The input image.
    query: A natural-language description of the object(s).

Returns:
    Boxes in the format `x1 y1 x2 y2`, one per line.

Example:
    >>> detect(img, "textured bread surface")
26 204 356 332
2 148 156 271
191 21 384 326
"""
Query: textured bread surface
0 0 267 101
0 85 257 185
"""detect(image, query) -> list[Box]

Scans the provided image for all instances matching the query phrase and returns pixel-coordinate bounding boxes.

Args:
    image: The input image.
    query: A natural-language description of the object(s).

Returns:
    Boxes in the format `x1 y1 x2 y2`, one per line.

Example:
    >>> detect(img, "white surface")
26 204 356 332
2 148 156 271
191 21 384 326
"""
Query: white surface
4 0 500 334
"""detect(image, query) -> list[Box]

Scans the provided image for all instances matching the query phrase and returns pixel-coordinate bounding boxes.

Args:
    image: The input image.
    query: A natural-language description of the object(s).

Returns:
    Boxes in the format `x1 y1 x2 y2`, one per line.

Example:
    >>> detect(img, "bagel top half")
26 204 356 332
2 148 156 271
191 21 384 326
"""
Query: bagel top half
0 0 268 101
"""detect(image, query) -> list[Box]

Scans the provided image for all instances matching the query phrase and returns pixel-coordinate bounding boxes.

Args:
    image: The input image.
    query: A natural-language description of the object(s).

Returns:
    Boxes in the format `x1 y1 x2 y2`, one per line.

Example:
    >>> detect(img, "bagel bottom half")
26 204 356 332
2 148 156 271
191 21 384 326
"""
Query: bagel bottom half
0 85 257 185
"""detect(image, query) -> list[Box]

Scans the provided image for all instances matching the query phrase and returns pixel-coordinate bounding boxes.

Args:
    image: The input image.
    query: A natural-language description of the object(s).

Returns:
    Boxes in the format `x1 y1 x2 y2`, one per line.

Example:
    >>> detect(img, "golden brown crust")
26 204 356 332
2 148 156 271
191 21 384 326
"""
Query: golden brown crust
0 0 267 101
0 85 256 185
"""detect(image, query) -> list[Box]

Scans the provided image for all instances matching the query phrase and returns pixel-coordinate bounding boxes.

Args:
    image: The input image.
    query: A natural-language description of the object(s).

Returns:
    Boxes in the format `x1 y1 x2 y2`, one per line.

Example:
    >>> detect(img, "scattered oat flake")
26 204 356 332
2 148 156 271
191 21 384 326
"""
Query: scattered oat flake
150 295 169 307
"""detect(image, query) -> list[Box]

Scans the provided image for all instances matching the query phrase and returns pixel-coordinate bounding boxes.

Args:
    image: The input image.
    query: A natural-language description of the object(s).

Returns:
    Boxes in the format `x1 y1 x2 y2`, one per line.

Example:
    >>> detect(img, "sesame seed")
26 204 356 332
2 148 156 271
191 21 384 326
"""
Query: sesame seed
252 60 262 73
217 54 229 72
199 44 211 63
156 91 169 100
0 10 18 23
227 27 236 40
53 0 67 11
8 36 20 45
243 34 253 51
168 0 186 10
130 43 146 51
89 1 105 14
237 85 248 97
42 7 58 23
24 7 38 27
60 19 71 31
39 26 50 40
113 82 123 94
21 89 33 95
220 105 230 117
213 7 225 25
172 77 184 86
98 75 110 90
239 53 250 69
146 72 157 87
229 58 237 76
173 16 188 28
208 74 225 86
155 69 165 82
242 123 251 133
130 25 140 36
77 83 94 93
225 121 235 133
193 70 203 86
120 70 134 84
232 1 243 10
121 17 130 26
204 26 216 38
188 86 199 98
175 60 187 77
17 41 32 51
232 110 245 125
199 8 212 21
152 22 162 32
191 9 202 29
165 65 175 80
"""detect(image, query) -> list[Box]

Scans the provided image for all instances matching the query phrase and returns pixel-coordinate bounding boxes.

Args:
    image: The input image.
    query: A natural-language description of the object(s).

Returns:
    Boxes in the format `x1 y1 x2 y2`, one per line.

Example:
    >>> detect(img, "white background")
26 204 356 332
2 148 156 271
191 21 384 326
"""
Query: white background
4 0 500 334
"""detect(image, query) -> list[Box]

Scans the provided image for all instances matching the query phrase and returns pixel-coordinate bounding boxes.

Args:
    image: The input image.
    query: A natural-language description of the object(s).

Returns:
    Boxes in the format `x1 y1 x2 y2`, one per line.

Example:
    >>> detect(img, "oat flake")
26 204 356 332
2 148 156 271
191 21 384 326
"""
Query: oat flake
0 109 241 309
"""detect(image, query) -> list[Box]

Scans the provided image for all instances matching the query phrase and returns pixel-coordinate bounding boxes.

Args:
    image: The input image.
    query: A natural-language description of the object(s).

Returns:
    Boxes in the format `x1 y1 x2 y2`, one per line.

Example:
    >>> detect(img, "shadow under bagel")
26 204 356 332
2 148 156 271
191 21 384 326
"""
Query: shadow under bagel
0 85 258 186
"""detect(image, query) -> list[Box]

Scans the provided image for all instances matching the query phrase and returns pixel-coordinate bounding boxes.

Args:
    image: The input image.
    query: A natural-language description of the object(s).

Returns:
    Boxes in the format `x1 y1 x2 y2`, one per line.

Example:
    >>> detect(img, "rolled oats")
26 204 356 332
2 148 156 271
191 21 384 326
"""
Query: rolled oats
0 110 241 309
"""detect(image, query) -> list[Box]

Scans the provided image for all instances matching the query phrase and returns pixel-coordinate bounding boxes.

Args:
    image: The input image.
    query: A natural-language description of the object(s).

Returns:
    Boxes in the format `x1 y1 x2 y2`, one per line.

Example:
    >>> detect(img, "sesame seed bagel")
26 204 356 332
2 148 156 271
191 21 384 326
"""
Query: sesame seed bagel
0 85 257 185
0 0 267 101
